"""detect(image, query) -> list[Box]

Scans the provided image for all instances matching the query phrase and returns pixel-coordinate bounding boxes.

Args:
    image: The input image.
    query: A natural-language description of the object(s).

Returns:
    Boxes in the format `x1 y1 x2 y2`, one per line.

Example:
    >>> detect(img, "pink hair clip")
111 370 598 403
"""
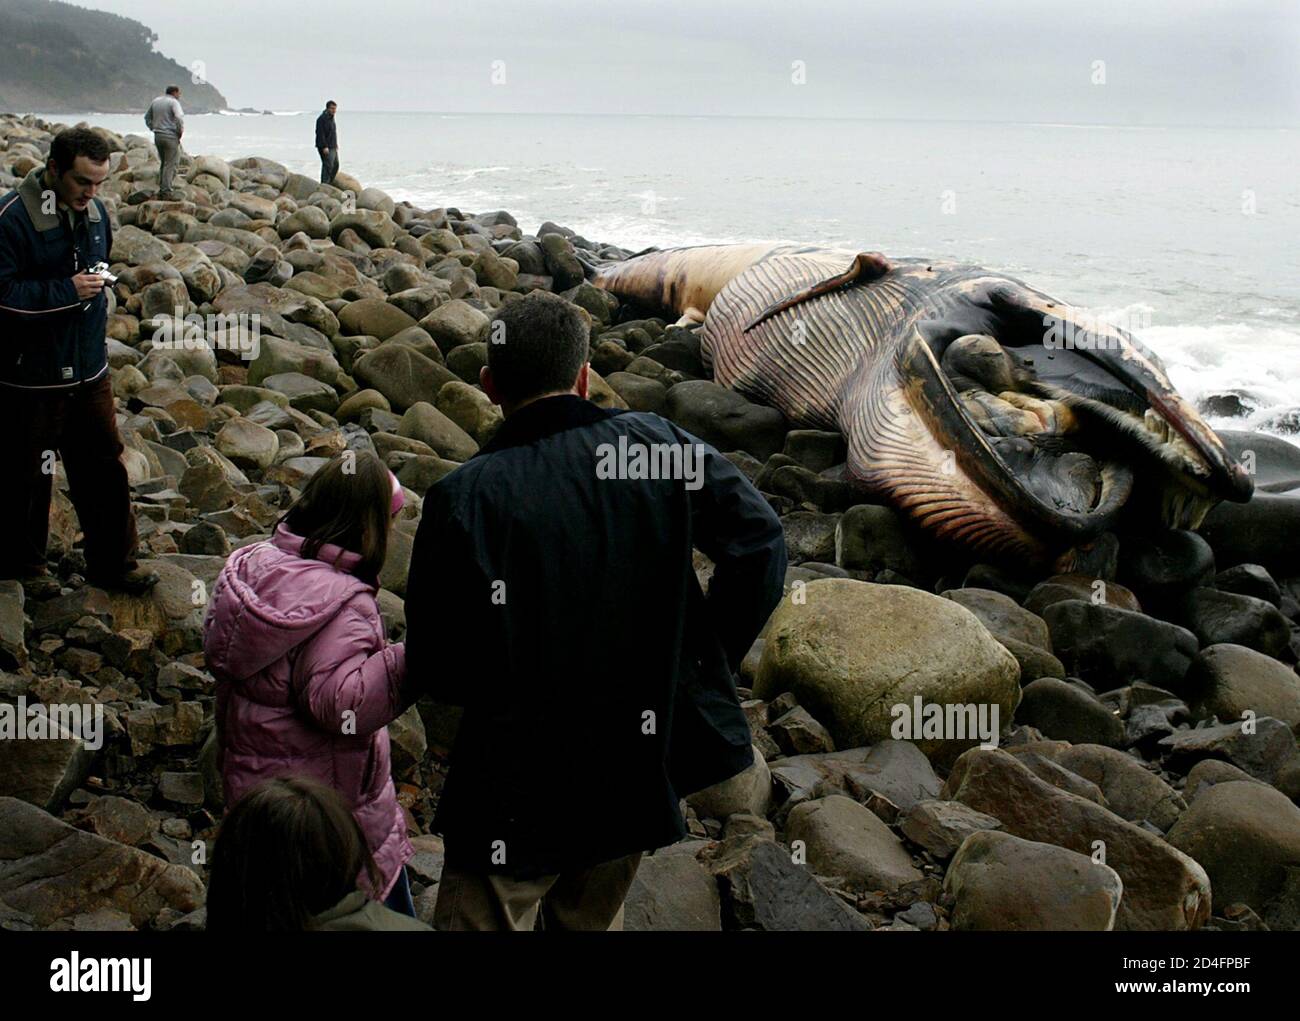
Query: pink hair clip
389 471 405 517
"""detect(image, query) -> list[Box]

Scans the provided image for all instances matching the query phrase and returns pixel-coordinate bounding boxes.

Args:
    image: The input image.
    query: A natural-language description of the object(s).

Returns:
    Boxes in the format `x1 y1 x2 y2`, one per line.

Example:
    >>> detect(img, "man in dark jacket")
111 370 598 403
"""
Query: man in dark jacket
315 101 339 185
0 127 157 594
404 290 786 930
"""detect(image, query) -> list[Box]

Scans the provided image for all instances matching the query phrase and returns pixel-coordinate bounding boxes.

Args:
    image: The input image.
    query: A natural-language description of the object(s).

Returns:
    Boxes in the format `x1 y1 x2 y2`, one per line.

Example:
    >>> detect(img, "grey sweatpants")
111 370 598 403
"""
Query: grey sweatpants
155 133 180 194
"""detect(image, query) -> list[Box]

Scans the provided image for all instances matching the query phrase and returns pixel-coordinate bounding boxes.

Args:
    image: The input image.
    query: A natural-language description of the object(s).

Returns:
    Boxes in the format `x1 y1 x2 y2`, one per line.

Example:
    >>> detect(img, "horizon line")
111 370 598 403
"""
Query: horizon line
17 108 1299 132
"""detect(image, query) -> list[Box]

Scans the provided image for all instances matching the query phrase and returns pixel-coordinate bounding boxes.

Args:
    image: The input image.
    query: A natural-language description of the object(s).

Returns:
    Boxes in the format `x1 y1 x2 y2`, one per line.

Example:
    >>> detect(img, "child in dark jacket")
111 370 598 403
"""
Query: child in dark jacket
207 777 429 931
203 451 416 908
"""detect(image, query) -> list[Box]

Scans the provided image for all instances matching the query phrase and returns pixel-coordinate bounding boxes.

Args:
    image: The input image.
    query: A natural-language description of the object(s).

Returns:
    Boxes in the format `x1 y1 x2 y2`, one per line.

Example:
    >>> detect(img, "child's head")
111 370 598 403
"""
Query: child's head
279 450 401 580
206 776 381 930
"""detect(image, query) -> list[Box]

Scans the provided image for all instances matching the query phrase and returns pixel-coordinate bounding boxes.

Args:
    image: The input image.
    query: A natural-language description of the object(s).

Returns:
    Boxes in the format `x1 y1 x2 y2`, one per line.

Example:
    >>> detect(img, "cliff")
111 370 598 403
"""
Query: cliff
0 0 228 114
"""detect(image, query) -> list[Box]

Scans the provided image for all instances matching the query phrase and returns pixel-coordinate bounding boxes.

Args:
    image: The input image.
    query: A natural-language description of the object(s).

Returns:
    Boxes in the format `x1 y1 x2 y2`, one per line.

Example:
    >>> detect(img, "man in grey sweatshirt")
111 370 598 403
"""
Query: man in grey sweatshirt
144 86 185 198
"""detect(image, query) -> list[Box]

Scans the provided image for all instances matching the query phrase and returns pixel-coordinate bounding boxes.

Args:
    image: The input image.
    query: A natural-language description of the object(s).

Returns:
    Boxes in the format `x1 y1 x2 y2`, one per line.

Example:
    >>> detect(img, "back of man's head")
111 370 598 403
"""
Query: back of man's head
486 291 590 407
166 85 180 97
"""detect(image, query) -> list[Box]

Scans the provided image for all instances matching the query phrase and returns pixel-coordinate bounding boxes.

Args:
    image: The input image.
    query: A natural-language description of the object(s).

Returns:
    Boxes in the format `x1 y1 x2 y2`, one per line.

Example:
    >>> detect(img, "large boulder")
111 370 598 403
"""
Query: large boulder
434 381 502 447
1184 643 1300 732
755 579 1020 766
781 512 840 565
944 830 1123 931
835 504 924 577
396 402 479 462
623 842 721 931
1023 573 1142 616
352 345 458 413
356 187 396 216
1050 743 1187 831
941 588 1051 651
140 335 218 384
215 417 279 471
245 332 343 387
1173 589 1291 659
329 209 397 249
1016 678 1126 748
605 372 667 415
1043 600 1198 690
898 799 1002 859
338 298 419 341
261 372 340 416
1166 781 1300 914
705 835 871 931
0 708 94 811
941 748 1211 930
1117 530 1216 612
1201 490 1300 578
1157 717 1297 782
167 244 223 303
471 248 518 291
664 381 788 461
540 233 585 290
769 741 941 815
277 205 331 239
140 278 190 320
110 224 170 265
685 746 770 821
0 797 204 929
784 794 923 892
419 299 490 355
191 154 231 188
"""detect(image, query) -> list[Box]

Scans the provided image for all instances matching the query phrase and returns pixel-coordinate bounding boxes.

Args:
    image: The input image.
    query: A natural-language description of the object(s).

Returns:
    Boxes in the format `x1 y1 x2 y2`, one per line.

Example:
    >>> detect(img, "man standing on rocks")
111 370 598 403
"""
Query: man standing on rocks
144 85 184 199
316 101 339 186
404 290 786 930
0 127 158 595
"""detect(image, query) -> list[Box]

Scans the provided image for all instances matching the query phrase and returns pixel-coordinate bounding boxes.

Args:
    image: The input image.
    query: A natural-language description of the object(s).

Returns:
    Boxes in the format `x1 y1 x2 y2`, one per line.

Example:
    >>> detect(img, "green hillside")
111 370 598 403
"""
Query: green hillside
0 0 229 114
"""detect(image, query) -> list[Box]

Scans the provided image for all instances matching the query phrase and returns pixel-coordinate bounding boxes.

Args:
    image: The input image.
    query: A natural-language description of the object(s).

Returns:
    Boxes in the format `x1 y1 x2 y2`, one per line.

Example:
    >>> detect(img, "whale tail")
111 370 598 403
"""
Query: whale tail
576 246 659 281
592 244 782 321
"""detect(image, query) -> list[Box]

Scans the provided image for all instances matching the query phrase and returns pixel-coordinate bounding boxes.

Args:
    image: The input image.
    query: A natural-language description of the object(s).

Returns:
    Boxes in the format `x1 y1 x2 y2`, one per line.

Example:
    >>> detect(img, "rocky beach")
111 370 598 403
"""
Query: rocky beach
1 111 1298 933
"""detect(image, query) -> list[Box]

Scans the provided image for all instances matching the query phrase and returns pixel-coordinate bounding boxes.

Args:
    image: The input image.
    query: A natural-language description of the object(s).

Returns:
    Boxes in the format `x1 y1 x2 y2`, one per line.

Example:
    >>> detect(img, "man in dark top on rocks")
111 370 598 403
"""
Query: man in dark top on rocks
315 101 339 185
0 128 157 594
404 290 787 930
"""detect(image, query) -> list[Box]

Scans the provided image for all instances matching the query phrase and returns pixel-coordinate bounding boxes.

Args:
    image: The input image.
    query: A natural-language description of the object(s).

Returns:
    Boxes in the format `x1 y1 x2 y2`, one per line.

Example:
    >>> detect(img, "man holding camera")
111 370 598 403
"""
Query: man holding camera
0 127 157 594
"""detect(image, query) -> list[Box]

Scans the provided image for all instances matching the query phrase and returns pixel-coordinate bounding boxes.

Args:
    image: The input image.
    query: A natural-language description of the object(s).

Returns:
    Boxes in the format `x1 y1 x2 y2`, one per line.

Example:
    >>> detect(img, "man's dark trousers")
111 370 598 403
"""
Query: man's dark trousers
0 374 138 579
320 150 339 185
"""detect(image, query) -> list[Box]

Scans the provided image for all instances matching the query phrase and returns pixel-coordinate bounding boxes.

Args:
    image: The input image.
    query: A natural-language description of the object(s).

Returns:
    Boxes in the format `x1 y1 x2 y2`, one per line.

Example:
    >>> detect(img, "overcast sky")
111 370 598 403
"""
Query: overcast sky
73 0 1300 125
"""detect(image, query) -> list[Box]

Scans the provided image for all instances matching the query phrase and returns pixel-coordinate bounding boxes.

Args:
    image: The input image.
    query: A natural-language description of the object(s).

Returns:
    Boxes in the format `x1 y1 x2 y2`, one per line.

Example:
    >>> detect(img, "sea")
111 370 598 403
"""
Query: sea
45 110 1300 442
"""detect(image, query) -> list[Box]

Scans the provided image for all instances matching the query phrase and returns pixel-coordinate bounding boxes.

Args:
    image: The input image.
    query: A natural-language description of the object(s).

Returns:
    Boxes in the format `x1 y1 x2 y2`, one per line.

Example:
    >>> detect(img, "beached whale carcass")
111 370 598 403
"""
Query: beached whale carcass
593 244 1254 564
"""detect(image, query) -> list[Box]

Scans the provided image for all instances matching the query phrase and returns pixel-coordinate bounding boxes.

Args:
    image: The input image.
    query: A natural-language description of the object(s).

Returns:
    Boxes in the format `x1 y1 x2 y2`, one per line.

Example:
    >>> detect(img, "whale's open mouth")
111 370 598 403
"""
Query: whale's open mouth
904 285 1253 547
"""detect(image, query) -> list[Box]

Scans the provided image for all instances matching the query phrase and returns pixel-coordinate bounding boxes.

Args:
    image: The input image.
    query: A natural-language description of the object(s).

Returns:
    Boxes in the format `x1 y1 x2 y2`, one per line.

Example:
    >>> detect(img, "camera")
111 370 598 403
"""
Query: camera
88 261 118 286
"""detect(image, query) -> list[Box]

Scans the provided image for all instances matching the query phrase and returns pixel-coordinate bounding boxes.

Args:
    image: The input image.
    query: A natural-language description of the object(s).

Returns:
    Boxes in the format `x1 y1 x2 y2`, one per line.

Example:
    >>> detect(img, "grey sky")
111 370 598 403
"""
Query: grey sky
73 0 1300 125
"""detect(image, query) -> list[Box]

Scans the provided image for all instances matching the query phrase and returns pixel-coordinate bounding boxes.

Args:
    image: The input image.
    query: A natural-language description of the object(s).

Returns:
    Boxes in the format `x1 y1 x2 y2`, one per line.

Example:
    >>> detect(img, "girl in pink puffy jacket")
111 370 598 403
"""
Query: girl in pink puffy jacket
203 450 417 914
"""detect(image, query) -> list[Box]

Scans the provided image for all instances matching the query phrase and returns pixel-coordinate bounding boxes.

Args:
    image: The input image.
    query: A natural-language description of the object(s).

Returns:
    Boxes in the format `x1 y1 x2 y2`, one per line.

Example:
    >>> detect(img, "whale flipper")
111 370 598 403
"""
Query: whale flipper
743 250 891 332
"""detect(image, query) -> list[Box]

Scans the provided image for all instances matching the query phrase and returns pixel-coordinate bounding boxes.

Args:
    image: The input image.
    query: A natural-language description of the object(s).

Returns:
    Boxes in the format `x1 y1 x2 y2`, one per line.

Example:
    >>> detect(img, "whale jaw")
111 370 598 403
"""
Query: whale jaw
870 296 1252 563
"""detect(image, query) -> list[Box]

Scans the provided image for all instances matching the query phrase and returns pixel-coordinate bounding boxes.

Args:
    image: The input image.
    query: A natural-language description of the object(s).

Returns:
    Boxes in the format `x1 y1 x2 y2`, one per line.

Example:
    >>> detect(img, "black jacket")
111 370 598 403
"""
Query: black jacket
0 168 112 390
315 111 337 151
405 395 786 877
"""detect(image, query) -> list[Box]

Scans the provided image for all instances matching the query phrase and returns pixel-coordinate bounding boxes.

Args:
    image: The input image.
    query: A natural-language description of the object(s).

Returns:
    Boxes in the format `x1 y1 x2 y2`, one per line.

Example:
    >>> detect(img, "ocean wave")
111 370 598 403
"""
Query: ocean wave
1141 321 1300 445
